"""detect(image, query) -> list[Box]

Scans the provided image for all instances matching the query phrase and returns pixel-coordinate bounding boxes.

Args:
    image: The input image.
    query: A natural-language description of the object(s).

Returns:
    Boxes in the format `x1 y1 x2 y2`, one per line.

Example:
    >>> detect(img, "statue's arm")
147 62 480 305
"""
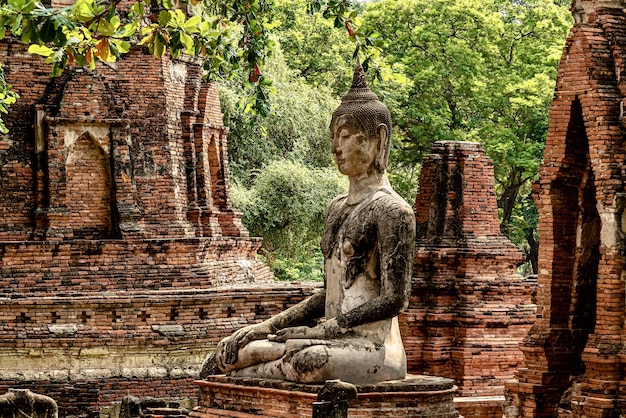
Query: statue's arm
217 289 326 366
265 289 326 331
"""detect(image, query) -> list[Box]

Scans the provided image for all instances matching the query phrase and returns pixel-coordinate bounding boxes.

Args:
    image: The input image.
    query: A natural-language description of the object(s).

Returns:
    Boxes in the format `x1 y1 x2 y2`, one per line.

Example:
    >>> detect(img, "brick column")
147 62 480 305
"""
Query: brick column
110 123 143 237
193 122 222 236
505 5 626 416
406 141 534 398
39 121 72 239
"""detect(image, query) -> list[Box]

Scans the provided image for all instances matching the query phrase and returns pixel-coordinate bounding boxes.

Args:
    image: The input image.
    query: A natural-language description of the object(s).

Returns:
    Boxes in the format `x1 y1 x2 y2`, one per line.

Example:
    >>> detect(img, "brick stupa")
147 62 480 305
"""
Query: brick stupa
505 1 626 416
401 141 536 417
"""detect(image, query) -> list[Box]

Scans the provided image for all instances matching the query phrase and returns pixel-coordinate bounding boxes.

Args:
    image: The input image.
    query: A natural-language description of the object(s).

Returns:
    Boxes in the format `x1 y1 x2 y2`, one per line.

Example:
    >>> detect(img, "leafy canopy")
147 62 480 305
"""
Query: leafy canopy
358 0 571 271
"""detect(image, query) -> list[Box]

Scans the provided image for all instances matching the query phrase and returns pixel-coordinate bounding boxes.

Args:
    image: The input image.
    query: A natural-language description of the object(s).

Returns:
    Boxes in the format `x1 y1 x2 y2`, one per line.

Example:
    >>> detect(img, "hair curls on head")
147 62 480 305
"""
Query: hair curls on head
331 60 392 172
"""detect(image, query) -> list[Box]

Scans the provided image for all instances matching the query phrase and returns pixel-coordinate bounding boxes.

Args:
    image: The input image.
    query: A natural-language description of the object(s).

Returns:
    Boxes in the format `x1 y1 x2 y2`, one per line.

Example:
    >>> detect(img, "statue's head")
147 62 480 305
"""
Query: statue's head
330 61 392 174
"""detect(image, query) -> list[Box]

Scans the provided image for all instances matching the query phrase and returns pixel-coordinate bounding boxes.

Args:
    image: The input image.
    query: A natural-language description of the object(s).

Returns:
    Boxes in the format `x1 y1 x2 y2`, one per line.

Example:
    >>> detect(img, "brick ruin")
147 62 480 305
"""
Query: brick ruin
0 1 317 413
504 1 626 416
402 141 535 416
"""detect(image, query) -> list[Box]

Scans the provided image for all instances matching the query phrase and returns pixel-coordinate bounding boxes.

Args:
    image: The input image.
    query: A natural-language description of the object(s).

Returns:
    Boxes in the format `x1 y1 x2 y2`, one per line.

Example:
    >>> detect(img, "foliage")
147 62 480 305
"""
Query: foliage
220 31 349 282
220 44 339 185
360 0 571 271
272 0 358 96
0 64 17 133
231 160 347 281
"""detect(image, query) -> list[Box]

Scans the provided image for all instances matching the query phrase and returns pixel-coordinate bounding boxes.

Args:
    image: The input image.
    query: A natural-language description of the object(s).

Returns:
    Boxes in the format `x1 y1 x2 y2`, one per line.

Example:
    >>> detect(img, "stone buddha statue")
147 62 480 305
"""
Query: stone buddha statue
203 61 416 385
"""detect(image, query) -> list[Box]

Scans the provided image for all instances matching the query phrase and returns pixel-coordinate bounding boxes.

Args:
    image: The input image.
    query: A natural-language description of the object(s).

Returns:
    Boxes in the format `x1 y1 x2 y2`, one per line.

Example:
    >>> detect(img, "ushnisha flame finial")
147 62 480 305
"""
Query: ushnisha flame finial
341 57 379 103
351 56 368 89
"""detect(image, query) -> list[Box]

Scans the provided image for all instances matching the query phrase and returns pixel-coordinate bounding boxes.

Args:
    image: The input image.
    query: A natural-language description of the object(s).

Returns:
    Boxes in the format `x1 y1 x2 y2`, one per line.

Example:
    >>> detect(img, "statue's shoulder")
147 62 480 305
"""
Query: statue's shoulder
373 188 414 215
327 193 348 212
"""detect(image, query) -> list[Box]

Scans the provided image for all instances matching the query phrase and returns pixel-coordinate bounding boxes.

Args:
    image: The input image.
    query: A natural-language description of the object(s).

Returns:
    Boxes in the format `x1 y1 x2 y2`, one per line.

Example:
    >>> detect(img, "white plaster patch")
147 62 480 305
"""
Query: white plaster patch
151 324 185 336
71 368 114 379
237 260 254 282
169 62 187 84
47 324 78 336
79 347 109 357
63 124 110 152
170 366 199 378
121 367 149 378
146 367 169 378
598 204 616 247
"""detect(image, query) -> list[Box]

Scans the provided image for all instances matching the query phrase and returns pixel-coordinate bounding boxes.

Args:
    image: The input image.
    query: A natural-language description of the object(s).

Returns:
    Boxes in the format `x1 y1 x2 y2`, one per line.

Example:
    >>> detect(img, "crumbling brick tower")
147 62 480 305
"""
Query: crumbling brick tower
505 1 626 416
401 141 535 416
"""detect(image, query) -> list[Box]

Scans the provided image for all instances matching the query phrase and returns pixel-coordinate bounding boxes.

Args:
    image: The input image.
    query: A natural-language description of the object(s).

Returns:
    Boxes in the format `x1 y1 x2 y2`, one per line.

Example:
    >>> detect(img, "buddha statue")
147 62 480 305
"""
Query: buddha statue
202 61 416 385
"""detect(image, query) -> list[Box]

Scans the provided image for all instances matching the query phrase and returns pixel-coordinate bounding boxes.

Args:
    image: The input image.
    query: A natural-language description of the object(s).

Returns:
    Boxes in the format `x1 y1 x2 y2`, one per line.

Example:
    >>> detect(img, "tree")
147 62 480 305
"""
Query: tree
232 160 346 281
360 0 571 272
220 44 340 185
271 0 355 96
220 42 347 281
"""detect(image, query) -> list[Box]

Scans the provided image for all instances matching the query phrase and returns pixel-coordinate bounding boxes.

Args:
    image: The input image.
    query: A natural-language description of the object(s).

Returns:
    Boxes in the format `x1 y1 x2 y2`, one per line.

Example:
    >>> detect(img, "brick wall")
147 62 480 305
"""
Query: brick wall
0 238 272 294
0 40 247 241
0 284 317 416
505 2 626 417
0 33 277 417
404 141 535 398
191 376 459 418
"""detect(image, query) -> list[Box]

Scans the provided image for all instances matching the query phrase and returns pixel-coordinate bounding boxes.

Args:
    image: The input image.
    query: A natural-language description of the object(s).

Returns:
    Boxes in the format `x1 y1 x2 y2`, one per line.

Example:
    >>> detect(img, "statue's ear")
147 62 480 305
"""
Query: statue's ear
375 123 388 171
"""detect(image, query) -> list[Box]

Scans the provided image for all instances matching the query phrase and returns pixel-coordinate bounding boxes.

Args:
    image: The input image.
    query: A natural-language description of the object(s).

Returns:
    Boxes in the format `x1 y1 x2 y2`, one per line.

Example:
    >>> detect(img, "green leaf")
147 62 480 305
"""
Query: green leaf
111 39 130 54
153 35 165 58
98 15 120 37
39 20 56 43
72 0 97 22
28 44 54 57
180 32 194 53
158 10 171 27
183 15 201 33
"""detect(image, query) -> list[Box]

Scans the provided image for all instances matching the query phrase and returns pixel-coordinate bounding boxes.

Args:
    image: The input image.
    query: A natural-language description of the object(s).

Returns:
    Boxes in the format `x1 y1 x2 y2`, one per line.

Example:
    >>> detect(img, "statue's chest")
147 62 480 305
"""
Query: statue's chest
321 201 377 260
323 201 381 317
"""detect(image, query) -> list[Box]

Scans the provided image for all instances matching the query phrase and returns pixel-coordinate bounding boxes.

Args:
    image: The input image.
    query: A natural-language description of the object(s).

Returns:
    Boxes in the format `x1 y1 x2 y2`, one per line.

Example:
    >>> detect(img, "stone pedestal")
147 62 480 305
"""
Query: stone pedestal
190 375 460 418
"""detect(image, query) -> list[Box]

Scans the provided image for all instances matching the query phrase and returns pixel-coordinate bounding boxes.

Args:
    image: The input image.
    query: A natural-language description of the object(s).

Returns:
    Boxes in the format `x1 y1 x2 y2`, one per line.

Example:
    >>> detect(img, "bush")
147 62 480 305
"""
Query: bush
232 160 347 281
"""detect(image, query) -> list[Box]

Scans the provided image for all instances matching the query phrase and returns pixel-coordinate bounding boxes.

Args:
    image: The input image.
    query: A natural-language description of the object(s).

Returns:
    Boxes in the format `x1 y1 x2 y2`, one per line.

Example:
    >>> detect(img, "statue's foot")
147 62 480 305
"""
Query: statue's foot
199 352 220 379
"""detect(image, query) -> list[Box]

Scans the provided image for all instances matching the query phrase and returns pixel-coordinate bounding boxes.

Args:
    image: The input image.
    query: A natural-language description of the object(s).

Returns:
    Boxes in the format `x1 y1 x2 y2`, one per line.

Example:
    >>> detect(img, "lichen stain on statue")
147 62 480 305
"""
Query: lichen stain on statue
0 388 58 418
201 60 416 385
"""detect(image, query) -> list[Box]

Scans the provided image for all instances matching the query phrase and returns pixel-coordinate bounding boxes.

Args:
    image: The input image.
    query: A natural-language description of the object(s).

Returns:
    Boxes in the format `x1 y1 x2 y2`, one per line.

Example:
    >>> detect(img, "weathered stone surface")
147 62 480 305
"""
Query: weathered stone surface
205 61 416 385
505 1 626 416
312 380 357 418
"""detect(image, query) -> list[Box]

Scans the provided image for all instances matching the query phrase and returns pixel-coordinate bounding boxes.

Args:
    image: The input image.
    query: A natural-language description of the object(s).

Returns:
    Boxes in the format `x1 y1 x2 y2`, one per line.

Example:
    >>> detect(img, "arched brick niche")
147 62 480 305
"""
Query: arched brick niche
542 98 600 380
65 131 112 239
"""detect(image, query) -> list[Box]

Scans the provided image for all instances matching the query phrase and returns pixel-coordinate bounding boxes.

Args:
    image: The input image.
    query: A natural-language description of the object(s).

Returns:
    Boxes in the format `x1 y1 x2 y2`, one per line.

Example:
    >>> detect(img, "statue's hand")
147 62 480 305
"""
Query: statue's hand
216 322 274 367
268 326 321 342
268 318 341 342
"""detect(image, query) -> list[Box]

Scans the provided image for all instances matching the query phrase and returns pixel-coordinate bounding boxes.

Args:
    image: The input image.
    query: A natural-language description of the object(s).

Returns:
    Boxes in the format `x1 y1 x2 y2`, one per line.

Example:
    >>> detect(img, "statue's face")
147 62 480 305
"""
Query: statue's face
330 114 378 178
